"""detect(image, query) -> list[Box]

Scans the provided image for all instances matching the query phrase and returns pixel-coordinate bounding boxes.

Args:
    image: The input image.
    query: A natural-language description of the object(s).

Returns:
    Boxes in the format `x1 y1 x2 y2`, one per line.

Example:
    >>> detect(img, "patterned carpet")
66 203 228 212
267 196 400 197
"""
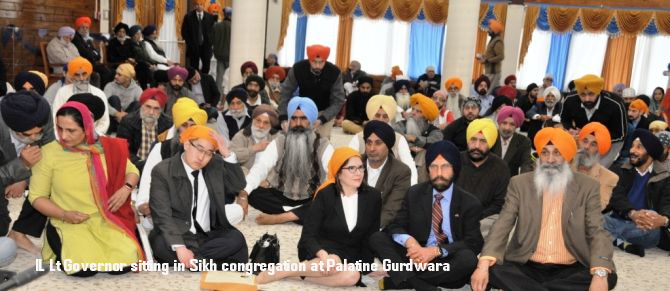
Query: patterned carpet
5 128 669 290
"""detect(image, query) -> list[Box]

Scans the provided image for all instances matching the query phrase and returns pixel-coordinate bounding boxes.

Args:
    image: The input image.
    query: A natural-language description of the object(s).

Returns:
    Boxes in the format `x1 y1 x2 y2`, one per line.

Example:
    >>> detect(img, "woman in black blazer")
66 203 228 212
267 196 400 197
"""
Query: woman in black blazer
256 147 381 287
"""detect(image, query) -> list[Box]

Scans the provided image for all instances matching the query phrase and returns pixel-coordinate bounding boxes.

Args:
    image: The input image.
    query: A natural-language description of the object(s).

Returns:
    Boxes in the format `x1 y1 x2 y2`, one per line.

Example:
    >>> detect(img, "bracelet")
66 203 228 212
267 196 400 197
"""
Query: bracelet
124 182 135 190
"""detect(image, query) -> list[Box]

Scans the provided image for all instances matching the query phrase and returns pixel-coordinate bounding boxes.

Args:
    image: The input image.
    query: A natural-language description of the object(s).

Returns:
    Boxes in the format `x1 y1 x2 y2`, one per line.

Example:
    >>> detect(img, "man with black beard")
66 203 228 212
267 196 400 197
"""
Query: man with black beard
455 118 510 235
217 89 251 141
342 76 374 134
370 140 482 291
572 122 619 210
614 99 652 167
443 97 481 151
605 129 670 257
244 75 270 111
230 105 279 174
472 127 617 291
473 75 494 115
243 97 333 225
163 66 194 115
561 74 626 167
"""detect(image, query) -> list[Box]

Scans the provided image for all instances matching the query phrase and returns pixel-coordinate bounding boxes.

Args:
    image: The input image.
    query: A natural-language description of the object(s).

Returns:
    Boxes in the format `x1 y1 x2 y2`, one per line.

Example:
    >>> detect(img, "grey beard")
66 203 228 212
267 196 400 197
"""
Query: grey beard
396 93 410 111
251 126 269 141
406 117 428 138
574 150 599 169
230 109 246 119
73 80 89 92
140 111 157 124
533 160 573 196
281 128 317 199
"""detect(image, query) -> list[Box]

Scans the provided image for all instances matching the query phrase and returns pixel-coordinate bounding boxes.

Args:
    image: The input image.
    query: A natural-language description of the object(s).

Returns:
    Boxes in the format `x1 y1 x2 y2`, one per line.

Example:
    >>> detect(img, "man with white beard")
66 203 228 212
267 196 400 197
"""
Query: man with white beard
393 94 442 183
217 88 252 141
244 97 333 225
392 79 412 114
572 122 619 210
230 105 279 174
471 127 617 291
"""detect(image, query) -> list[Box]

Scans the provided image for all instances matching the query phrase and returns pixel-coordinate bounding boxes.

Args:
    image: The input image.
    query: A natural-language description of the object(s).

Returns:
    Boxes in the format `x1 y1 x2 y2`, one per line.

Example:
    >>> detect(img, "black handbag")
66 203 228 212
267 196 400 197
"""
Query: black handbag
249 233 280 268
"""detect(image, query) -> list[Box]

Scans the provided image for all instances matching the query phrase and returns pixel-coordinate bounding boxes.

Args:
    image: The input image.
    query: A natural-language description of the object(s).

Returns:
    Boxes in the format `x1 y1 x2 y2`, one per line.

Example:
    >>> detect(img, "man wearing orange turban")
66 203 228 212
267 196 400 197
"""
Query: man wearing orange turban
278 43 345 139
72 15 114 85
573 122 619 210
472 125 617 291
560 74 627 168
476 19 505 93
149 124 249 267
443 77 466 120
182 0 216 73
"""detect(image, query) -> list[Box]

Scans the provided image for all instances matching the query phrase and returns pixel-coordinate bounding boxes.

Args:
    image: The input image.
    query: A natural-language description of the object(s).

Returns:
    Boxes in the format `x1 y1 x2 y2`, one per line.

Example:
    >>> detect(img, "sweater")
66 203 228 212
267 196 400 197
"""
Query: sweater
455 152 511 219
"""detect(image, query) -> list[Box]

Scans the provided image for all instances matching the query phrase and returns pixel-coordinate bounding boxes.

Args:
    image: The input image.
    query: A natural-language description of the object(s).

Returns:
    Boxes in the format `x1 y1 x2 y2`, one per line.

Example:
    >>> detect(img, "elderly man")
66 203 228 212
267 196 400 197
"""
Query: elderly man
230 105 279 174
491 106 533 176
142 25 175 70
149 125 248 268
46 26 79 74
348 94 418 185
471 127 617 291
181 0 216 73
370 140 482 291
476 19 504 90
362 121 411 228
164 66 194 115
443 97 481 151
394 94 443 182
104 64 143 126
279 45 345 139
605 129 670 257
217 89 251 141
117 88 172 171
573 122 619 210
416 66 441 97
342 60 367 86
244 97 333 225
561 74 627 167
342 76 374 134
615 99 652 167
107 22 133 64
0 91 54 255
431 90 452 129
456 118 510 235
539 73 554 97
444 77 466 120
71 16 111 86
52 57 110 134
621 88 637 106
391 79 412 112
527 86 563 143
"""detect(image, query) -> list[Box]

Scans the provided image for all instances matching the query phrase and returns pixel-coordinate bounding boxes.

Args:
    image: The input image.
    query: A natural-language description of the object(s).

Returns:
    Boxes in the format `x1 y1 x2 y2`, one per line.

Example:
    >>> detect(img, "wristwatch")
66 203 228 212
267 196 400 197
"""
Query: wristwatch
594 268 608 278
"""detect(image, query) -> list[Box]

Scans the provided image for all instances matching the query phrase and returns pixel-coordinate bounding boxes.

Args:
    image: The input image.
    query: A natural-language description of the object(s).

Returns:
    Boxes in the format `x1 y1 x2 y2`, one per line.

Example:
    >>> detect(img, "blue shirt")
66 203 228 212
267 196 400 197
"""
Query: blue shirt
393 185 454 257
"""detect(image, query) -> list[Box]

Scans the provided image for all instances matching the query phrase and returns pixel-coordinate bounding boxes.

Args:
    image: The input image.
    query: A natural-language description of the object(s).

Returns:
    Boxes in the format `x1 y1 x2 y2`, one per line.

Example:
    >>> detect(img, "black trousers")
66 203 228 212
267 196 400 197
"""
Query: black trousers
46 223 132 277
369 231 477 289
187 45 213 74
247 187 311 225
11 199 47 237
150 227 248 267
489 261 618 291
107 97 140 133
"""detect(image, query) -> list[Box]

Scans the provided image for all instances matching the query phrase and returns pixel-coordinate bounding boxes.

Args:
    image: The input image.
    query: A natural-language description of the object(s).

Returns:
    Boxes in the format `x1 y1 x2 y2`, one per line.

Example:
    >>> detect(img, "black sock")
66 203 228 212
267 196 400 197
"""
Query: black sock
624 244 645 257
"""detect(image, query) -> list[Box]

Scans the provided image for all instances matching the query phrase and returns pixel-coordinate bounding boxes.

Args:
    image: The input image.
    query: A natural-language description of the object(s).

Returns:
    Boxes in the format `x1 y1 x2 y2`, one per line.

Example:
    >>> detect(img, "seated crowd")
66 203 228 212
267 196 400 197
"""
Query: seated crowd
0 11 669 291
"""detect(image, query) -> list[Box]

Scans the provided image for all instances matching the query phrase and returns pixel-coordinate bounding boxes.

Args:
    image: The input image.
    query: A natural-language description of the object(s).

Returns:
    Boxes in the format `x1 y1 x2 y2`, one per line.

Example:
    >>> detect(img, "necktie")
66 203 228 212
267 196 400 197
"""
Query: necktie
197 13 204 45
432 193 447 243
191 170 206 234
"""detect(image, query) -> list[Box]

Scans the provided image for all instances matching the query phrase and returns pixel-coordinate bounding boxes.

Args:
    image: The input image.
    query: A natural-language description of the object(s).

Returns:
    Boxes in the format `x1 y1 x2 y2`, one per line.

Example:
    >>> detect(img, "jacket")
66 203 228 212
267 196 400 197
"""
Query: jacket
71 32 101 64
181 10 216 55
442 117 471 151
490 133 534 176
560 92 627 142
107 37 134 63
230 126 278 171
483 35 504 74
212 19 231 62
607 161 670 220
364 155 411 227
187 74 220 107
571 163 618 210
116 110 173 171
46 37 79 73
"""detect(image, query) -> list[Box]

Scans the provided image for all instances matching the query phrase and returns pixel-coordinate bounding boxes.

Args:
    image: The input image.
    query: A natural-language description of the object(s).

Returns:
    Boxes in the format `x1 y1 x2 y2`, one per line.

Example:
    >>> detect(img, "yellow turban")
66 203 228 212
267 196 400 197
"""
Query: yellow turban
629 99 649 113
574 74 605 96
180 125 218 149
314 147 361 197
466 118 498 148
410 93 439 121
28 70 48 87
444 77 463 90
116 63 136 79
172 98 208 127
366 95 398 121
67 57 93 78
649 120 668 132
534 128 577 161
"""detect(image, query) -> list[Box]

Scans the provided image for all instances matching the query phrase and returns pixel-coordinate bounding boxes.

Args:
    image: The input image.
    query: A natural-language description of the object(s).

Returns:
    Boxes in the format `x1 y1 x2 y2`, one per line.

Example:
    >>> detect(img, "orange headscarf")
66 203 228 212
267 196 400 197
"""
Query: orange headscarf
207 3 221 13
314 147 361 197
534 128 577 161
444 77 463 90
578 122 611 156
306 45 330 62
75 16 92 28
67 57 93 78
489 20 504 34
410 93 439 121
391 66 403 78
180 125 218 149
629 99 649 113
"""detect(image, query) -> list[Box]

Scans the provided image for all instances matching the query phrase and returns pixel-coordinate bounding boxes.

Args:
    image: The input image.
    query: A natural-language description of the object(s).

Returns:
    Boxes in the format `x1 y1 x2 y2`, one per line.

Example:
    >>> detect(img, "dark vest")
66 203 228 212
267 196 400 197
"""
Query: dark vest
292 60 340 111
221 112 251 139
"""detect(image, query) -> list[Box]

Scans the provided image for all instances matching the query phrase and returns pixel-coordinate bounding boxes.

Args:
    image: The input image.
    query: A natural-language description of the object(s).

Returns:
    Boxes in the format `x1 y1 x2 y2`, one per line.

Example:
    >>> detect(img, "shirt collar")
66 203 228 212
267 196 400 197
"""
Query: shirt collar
635 163 653 176
433 183 454 198
367 157 388 171
181 154 196 175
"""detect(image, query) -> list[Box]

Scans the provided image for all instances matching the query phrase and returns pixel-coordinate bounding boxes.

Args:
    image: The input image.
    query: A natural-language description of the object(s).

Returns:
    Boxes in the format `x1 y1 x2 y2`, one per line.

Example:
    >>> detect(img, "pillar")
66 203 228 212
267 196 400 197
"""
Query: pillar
265 0 283 57
500 4 525 85
441 0 481 94
228 0 268 88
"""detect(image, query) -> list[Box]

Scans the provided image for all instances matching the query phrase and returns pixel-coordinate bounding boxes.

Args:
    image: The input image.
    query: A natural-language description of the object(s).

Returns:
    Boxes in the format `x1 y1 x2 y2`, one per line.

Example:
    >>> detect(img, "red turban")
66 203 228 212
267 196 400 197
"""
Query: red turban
139 88 168 108
240 61 258 76
497 85 518 101
264 66 286 81
306 45 330 62
75 16 92 28
207 3 221 13
504 75 517 85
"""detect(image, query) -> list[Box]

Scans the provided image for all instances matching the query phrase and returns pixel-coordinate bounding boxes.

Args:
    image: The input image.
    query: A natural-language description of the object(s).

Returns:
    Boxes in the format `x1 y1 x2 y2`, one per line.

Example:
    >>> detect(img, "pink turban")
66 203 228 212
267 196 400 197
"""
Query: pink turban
496 105 524 128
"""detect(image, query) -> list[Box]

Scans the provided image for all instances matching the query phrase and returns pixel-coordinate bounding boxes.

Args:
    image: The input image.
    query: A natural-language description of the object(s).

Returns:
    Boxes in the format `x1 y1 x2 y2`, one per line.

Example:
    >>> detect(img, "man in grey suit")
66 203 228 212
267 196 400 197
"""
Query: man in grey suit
149 125 248 268
471 127 617 291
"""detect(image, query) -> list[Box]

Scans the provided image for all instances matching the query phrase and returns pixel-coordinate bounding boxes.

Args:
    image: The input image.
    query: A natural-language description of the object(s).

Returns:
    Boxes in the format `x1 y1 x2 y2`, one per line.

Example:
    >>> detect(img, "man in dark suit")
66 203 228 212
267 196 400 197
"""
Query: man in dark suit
362 121 411 228
187 67 221 109
370 140 482 291
181 0 216 74
149 125 248 268
491 106 533 176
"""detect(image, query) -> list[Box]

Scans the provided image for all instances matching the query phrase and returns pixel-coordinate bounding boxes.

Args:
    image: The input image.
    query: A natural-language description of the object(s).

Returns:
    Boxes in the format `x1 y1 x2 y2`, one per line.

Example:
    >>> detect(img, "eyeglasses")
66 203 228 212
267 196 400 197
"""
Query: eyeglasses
341 165 365 174
189 140 215 157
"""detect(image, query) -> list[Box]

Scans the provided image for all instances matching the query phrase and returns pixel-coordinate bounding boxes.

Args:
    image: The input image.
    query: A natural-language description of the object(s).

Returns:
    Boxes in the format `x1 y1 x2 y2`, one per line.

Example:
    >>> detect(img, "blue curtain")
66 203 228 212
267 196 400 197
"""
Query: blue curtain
545 33 572 91
408 21 445 80
294 15 308 62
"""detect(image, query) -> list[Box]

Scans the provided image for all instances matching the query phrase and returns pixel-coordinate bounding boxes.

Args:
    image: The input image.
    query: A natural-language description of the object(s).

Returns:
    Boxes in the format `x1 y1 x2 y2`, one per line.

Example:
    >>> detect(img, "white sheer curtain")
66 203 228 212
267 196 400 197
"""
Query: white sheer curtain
516 29 551 89
122 9 136 26
277 12 298 67
563 32 608 89
158 12 179 62
350 18 411 75
631 34 670 95
304 14 339 63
